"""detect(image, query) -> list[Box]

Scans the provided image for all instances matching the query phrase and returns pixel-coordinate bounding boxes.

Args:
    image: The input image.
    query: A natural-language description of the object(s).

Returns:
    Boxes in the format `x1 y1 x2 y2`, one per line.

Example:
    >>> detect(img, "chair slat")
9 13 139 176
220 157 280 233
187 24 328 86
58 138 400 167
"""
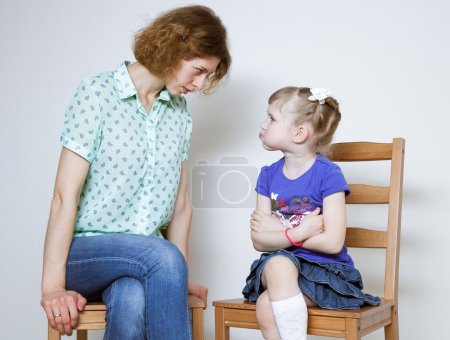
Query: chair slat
345 227 387 248
329 142 393 161
346 184 390 204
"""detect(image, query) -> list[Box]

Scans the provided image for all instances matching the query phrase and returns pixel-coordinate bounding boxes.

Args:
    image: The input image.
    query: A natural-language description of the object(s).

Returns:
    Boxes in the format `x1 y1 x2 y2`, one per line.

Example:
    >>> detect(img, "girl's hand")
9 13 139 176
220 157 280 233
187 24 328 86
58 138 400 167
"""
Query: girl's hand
250 209 284 232
188 281 208 304
41 289 87 335
293 207 324 240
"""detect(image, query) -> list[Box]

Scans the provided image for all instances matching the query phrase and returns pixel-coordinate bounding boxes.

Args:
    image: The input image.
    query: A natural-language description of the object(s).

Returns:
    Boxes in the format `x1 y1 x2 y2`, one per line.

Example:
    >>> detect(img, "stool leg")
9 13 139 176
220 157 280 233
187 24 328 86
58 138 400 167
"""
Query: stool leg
191 307 204 340
345 318 361 340
384 305 399 340
48 324 61 340
215 306 230 340
77 329 88 340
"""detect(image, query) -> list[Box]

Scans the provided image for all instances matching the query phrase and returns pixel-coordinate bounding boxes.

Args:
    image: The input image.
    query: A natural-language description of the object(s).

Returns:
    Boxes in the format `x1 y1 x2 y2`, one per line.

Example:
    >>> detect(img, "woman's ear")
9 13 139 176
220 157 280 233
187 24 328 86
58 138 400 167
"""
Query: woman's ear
292 125 308 144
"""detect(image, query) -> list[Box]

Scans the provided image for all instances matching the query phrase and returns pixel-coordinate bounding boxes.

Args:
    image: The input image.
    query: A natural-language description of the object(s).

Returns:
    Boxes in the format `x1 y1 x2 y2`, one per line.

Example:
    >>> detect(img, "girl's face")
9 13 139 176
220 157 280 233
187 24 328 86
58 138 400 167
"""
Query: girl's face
165 56 220 95
259 103 296 151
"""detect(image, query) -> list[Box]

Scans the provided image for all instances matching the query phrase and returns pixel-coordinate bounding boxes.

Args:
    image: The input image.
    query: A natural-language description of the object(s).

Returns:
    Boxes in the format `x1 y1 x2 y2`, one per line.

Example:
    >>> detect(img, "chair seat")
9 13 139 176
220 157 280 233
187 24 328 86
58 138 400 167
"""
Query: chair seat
82 302 107 311
188 294 208 309
49 295 207 339
213 298 396 338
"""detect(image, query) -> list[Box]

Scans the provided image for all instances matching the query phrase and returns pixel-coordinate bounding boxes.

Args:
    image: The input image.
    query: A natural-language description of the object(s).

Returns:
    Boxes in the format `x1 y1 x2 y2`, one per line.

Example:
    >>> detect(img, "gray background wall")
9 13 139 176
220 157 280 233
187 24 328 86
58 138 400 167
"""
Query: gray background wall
1 0 449 339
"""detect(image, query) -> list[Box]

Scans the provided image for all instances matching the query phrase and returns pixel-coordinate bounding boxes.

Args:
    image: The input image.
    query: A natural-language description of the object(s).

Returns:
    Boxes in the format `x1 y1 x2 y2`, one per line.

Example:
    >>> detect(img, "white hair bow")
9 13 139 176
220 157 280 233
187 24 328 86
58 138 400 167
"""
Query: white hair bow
308 88 331 104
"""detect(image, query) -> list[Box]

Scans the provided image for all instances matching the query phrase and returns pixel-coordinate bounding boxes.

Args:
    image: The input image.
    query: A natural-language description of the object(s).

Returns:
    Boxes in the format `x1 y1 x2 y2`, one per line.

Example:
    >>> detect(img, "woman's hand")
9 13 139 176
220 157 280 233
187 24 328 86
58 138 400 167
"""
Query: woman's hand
292 207 324 241
188 281 208 304
250 210 284 232
41 289 87 335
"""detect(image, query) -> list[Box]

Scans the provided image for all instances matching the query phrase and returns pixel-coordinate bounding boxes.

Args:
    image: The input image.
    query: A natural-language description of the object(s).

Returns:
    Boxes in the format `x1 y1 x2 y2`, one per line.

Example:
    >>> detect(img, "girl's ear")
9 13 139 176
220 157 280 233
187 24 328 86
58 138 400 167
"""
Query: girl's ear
292 125 309 144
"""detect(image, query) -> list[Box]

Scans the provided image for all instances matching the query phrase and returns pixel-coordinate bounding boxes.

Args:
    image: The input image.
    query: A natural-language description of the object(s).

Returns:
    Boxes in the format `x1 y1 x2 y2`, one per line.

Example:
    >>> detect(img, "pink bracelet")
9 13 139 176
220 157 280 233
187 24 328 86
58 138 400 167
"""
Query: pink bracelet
284 228 303 247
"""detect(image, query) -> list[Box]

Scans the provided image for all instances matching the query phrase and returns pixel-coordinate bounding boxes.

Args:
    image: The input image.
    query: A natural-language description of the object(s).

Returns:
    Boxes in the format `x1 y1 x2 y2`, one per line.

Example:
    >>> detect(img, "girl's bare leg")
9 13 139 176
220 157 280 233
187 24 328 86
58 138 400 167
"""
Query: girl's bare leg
260 256 309 340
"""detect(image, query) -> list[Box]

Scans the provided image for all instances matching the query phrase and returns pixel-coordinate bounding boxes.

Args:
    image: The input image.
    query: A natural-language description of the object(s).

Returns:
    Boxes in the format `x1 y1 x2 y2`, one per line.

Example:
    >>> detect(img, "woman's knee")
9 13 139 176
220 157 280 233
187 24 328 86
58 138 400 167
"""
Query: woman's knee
103 278 145 339
146 239 188 281
103 277 145 314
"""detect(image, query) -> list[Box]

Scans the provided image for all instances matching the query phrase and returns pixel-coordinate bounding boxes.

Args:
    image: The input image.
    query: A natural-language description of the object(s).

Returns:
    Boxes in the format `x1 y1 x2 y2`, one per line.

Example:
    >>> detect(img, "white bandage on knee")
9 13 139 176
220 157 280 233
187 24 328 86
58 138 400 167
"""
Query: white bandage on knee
271 294 307 340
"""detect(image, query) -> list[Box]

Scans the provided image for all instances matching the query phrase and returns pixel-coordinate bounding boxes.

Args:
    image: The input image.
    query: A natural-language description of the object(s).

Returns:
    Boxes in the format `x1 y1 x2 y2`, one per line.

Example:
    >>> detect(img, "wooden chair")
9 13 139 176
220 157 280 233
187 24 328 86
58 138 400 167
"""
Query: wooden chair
213 138 405 340
48 294 206 340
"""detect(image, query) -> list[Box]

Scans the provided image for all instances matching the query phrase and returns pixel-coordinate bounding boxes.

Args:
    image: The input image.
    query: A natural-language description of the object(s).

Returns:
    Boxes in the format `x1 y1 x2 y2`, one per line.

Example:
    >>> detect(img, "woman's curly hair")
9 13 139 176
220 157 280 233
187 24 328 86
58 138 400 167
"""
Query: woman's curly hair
133 5 231 93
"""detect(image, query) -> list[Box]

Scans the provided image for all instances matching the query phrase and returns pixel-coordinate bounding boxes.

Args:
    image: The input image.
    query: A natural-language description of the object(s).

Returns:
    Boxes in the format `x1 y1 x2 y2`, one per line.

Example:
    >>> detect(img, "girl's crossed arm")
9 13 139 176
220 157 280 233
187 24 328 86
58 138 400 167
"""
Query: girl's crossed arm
250 194 324 252
250 191 347 254
299 191 347 254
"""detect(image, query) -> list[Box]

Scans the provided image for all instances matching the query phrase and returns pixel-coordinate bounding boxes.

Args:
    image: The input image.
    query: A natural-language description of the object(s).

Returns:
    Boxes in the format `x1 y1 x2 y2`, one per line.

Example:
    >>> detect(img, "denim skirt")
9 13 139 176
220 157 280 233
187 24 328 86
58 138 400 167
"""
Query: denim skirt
242 249 381 310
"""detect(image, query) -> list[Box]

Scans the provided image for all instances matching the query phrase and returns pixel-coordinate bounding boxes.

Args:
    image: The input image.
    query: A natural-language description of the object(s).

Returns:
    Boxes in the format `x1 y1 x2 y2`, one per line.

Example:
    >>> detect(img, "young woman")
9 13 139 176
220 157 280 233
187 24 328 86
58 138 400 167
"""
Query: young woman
41 6 231 339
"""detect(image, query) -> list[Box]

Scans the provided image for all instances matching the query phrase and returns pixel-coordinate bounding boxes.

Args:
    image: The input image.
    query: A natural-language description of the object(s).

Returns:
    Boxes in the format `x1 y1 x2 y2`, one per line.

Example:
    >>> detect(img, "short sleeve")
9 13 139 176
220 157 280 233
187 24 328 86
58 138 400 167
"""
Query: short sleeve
255 166 271 197
60 80 103 163
177 96 192 161
321 164 350 198
181 115 192 161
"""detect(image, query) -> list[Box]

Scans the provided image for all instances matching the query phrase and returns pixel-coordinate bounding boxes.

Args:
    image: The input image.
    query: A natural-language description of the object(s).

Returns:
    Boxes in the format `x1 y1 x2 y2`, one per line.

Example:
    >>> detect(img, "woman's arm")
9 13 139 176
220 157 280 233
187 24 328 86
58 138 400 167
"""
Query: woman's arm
166 162 192 259
250 194 324 252
165 162 208 303
299 191 347 254
41 148 89 335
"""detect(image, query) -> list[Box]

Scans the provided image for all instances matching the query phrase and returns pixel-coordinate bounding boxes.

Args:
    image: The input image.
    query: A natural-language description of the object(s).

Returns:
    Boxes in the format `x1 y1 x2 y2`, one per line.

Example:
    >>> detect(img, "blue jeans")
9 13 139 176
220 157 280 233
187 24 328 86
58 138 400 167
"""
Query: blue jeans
66 234 191 340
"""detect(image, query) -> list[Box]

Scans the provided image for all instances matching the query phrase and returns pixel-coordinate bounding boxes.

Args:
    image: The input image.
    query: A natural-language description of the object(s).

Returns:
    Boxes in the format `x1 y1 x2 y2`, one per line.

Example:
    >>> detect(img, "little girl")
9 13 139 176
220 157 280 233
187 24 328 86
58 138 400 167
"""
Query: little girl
242 87 380 340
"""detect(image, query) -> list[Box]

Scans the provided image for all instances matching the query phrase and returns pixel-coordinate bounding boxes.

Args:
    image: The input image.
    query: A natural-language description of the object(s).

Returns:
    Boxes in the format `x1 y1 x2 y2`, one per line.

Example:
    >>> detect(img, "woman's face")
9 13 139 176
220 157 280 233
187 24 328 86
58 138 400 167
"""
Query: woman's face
165 56 220 95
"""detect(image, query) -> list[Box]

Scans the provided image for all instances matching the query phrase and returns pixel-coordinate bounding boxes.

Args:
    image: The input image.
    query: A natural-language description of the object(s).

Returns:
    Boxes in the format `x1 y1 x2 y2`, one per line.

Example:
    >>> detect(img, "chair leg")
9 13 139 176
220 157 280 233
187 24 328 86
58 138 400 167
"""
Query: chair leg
384 305 399 340
214 306 230 340
77 329 88 340
345 318 361 340
48 325 89 340
48 324 61 340
191 307 204 340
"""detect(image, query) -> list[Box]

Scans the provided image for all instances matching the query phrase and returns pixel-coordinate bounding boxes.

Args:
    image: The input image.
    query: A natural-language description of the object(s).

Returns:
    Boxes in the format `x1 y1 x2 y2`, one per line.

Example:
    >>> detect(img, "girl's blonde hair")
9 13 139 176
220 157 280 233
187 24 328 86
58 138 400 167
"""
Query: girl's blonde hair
133 5 231 93
269 86 341 155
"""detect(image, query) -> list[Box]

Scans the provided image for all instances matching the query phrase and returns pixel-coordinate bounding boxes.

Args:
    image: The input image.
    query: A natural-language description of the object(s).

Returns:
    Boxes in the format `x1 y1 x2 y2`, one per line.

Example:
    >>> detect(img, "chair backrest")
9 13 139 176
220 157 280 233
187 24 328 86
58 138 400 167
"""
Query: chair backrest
328 138 405 302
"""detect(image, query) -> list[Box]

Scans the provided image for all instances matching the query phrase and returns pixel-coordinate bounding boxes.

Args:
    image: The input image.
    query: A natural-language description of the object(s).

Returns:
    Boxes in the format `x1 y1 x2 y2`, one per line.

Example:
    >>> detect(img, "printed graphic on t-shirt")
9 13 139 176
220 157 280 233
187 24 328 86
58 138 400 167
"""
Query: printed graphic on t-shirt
270 192 317 228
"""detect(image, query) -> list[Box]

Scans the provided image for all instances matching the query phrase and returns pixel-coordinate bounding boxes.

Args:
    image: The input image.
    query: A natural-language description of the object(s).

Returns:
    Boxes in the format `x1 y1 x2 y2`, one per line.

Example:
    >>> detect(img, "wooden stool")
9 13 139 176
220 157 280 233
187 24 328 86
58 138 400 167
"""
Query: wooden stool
48 294 206 340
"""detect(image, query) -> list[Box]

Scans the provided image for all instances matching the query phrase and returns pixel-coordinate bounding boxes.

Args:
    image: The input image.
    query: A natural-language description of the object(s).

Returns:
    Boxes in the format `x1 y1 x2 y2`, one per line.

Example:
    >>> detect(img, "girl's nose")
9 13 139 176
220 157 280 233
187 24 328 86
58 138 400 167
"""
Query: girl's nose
260 119 268 130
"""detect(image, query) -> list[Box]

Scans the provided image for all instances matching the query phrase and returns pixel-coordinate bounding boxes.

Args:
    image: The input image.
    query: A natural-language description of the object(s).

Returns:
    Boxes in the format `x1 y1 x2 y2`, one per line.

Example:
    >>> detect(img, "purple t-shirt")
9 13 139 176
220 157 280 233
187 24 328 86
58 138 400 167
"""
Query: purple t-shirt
256 155 354 266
